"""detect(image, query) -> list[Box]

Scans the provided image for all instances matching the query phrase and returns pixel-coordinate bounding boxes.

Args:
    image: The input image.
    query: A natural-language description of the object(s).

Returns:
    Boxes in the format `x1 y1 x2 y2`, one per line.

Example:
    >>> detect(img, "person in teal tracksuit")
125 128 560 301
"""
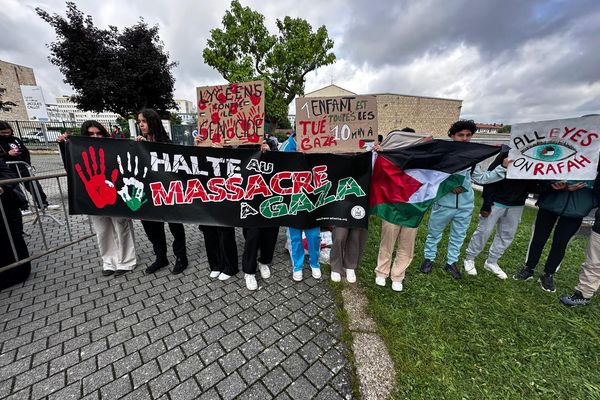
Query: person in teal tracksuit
420 120 510 279
280 133 322 281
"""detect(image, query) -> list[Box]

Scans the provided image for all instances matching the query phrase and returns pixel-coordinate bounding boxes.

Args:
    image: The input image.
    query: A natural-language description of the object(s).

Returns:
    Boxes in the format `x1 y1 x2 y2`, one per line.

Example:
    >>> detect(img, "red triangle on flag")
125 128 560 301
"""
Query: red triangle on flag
370 155 422 206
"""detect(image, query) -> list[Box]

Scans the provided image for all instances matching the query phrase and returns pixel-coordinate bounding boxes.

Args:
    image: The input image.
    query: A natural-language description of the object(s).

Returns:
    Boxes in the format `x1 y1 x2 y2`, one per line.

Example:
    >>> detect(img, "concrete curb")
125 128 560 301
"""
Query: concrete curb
342 284 395 400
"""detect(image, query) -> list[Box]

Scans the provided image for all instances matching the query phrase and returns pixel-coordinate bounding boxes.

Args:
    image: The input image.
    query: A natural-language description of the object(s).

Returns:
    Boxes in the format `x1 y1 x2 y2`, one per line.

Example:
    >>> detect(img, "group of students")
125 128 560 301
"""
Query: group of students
370 120 600 308
2 115 600 308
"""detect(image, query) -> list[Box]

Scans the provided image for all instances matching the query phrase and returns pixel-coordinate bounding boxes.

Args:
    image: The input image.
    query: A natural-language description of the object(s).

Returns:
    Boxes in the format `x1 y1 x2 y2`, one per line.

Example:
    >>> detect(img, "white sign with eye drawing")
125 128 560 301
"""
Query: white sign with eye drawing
507 115 600 180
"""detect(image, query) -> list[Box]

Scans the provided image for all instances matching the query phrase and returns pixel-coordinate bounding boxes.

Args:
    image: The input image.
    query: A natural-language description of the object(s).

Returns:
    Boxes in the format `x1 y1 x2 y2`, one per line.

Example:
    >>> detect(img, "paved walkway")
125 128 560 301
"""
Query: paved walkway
0 154 356 399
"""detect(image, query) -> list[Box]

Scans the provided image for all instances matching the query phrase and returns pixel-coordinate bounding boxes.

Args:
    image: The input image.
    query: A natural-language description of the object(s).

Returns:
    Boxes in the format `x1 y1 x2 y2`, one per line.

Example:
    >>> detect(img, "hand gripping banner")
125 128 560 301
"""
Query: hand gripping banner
65 137 372 228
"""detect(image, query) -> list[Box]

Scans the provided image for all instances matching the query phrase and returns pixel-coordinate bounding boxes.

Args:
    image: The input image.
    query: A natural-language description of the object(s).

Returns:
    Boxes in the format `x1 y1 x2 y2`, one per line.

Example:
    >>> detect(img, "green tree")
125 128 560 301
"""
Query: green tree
36 2 177 118
498 124 511 133
203 0 336 126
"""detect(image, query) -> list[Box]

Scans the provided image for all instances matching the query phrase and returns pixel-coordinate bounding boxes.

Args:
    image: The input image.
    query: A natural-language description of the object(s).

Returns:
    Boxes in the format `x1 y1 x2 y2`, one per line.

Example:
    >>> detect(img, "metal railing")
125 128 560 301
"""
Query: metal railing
0 172 95 274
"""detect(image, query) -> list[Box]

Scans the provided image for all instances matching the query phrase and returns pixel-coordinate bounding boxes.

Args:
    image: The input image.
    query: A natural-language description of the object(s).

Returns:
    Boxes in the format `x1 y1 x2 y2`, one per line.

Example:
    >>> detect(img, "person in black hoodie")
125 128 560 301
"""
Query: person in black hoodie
0 158 31 291
0 121 53 209
463 146 537 279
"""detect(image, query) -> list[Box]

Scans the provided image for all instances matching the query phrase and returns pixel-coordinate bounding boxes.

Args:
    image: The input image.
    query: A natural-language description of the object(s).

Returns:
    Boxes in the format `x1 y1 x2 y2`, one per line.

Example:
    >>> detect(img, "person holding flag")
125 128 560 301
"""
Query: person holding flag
419 120 510 279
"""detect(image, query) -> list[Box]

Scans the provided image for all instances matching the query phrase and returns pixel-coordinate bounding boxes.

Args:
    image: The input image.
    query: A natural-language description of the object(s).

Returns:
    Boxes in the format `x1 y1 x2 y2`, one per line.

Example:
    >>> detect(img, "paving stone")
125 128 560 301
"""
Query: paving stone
174 354 203 381
219 331 245 352
239 357 268 385
305 360 334 390
261 366 292 396
66 357 96 384
47 381 82 400
195 362 226 391
13 362 48 392
113 351 143 378
259 346 286 370
31 344 62 367
140 340 167 363
50 349 79 375
330 368 354 399
97 344 125 369
286 376 318 400
31 371 65 400
99 375 132 399
257 327 281 347
281 353 309 379
0 357 31 382
216 371 247 400
164 329 189 350
198 342 225 365
168 378 202 400
157 347 185 372
314 385 346 400
298 342 324 364
239 381 272 400
218 348 246 375
82 365 113 395
131 360 161 389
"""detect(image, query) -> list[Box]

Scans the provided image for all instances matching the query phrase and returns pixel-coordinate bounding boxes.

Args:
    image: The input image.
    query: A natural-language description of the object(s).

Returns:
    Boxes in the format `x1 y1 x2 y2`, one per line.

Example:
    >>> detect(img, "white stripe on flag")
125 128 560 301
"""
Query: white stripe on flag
405 169 451 203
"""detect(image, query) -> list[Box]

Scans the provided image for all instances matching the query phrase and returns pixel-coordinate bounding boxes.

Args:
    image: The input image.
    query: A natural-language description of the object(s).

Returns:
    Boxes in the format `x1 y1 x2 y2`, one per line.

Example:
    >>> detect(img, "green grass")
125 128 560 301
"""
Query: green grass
356 193 600 399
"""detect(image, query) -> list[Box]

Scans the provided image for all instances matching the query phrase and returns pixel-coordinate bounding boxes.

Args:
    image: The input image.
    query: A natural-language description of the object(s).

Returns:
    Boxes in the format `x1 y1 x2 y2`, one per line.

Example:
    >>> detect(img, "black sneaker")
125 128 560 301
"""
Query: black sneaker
445 263 462 279
102 270 115 277
145 258 169 274
420 259 434 274
538 273 556 293
513 266 535 281
560 290 591 307
114 269 128 277
172 257 188 275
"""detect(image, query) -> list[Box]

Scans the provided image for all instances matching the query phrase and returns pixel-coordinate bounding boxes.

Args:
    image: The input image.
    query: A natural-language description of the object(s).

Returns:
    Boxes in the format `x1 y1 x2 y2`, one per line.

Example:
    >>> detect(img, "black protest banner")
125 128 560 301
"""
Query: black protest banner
65 137 371 228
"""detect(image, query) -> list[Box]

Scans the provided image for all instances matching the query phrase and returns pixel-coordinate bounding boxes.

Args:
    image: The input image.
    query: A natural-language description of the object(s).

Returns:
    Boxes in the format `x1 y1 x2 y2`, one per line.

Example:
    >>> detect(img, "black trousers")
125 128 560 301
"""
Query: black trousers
141 220 187 260
199 225 238 276
242 227 279 274
525 208 583 274
0 205 31 291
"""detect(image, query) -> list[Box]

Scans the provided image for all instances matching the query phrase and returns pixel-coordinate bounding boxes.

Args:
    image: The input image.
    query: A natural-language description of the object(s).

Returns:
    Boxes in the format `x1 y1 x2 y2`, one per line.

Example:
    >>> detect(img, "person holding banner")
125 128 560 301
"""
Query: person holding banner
420 120 509 279
280 132 322 281
135 109 188 275
513 175 600 292
57 121 136 276
193 135 239 282
371 128 431 291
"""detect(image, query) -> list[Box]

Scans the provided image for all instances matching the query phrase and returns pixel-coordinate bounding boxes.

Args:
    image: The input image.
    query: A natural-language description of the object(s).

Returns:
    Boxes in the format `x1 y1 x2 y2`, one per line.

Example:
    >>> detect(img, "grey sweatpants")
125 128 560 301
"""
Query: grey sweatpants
465 205 523 263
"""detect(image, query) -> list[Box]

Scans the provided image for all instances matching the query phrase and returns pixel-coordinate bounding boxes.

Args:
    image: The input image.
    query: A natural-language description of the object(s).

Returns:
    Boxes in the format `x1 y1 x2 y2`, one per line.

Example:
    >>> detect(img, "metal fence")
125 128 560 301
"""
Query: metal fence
5 120 127 149
0 170 95 274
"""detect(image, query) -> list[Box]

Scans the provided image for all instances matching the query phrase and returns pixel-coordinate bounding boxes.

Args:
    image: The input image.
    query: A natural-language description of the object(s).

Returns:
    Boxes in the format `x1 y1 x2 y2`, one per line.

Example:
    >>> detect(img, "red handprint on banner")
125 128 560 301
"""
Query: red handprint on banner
75 146 118 209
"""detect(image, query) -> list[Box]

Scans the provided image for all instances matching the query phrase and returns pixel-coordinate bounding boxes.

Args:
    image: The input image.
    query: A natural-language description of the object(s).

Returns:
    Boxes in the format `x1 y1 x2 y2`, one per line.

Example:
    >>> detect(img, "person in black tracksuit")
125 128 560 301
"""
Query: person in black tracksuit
514 172 600 292
0 158 31 291
240 137 279 290
135 109 188 275
0 121 50 209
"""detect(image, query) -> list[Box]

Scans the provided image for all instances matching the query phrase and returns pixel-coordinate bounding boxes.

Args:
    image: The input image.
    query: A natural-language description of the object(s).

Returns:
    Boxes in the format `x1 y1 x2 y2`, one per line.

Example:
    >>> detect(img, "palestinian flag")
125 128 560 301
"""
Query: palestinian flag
370 140 501 227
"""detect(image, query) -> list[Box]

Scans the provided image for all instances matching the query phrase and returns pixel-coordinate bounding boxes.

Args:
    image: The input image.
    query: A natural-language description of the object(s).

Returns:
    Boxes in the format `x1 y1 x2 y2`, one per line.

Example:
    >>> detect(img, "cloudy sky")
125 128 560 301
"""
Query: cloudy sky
1 0 599 123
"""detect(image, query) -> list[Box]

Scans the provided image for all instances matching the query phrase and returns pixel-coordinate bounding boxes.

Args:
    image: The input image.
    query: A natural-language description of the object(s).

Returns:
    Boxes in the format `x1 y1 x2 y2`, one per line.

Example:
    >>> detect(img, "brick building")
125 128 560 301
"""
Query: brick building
476 122 504 134
0 60 37 120
303 84 462 137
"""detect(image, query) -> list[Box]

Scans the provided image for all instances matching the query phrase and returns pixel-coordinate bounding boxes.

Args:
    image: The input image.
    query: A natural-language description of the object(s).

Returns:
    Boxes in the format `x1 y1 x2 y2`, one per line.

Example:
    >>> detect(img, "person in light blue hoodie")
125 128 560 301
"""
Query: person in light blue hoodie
420 120 510 279
280 132 322 281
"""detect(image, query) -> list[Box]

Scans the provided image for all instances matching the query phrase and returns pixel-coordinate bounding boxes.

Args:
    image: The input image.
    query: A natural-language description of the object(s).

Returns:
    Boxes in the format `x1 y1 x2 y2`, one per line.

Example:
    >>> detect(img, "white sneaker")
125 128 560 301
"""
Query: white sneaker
45 204 61 210
218 273 232 281
311 267 322 279
258 262 271 279
331 272 341 282
391 281 403 292
375 276 386 286
209 271 220 278
484 260 508 280
292 271 303 281
345 269 356 283
463 259 478 276
245 274 258 290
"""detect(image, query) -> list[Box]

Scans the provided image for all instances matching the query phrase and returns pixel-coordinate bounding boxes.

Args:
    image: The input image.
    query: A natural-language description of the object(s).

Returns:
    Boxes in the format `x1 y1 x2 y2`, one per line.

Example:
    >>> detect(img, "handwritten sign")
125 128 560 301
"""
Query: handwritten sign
295 95 378 153
196 81 265 146
507 116 600 180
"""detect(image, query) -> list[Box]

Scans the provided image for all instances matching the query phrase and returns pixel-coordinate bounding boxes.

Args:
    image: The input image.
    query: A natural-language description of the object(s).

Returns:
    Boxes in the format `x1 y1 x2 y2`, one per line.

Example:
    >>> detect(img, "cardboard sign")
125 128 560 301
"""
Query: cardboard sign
295 95 378 153
507 116 600 180
196 81 265 146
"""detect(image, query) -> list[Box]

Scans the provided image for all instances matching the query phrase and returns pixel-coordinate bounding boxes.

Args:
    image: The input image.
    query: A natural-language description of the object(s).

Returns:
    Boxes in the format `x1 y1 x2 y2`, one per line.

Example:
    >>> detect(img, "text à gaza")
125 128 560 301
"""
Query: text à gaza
148 166 365 206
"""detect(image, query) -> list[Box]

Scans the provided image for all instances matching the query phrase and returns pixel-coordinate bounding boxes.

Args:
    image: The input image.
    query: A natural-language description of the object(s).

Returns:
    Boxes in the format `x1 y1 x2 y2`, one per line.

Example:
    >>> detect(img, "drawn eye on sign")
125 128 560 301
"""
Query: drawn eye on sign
521 141 577 162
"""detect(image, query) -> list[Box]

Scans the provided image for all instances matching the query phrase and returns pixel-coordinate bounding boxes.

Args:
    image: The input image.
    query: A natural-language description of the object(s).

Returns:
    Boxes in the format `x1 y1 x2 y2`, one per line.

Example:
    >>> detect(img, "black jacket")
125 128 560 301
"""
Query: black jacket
481 149 537 212
0 136 31 166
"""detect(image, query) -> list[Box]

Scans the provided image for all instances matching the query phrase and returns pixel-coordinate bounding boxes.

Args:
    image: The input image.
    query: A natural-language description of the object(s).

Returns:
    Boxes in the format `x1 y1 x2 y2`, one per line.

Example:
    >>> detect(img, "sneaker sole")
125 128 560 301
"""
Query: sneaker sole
512 275 534 281
538 278 556 293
